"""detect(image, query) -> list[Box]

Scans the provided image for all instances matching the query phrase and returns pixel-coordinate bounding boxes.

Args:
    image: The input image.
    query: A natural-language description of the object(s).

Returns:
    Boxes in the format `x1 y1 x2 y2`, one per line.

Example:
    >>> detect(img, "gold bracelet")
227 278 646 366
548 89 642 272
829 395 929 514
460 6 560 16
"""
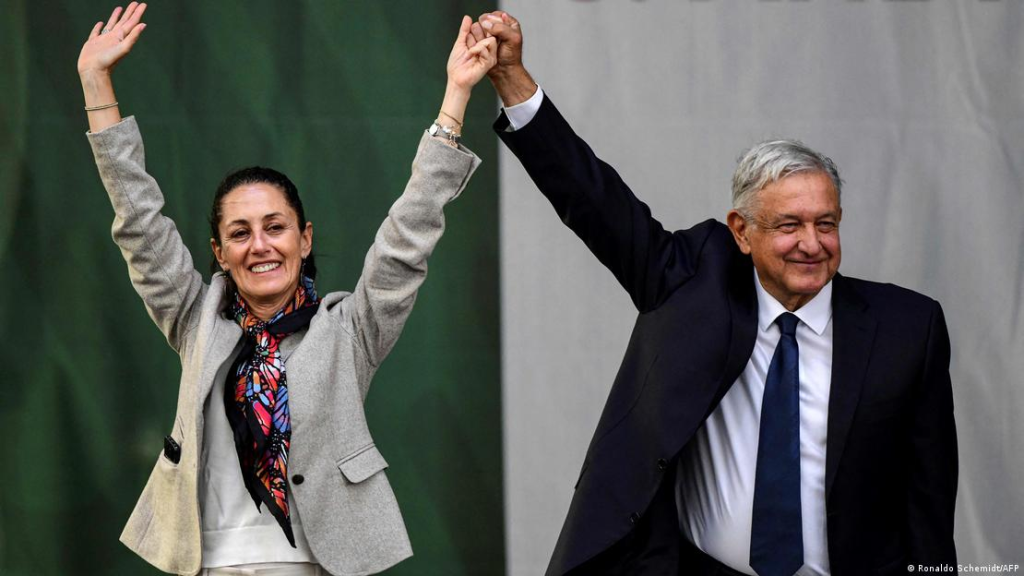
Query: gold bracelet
85 101 118 112
439 110 463 128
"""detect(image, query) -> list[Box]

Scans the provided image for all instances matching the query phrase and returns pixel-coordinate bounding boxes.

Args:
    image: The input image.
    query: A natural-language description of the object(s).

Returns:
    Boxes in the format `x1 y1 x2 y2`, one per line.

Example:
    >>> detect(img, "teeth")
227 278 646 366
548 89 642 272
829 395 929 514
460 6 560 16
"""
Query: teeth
250 263 280 273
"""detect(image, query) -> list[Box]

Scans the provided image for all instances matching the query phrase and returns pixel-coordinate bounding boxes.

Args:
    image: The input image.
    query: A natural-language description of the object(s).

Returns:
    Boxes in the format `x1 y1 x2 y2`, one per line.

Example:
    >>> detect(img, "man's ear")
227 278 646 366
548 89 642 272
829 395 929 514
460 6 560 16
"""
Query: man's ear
726 210 752 255
210 239 227 271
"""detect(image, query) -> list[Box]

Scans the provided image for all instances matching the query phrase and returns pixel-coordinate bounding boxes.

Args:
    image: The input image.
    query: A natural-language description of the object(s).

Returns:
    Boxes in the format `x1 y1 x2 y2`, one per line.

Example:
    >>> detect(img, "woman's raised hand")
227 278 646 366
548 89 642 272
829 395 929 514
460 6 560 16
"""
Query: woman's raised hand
433 16 498 137
79 4 146 133
447 16 498 91
77 3 148 76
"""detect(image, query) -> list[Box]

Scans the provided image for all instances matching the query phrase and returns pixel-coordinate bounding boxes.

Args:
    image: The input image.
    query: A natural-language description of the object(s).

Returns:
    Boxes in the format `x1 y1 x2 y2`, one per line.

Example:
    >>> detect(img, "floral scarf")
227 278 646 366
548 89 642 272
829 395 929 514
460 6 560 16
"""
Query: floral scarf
224 274 319 547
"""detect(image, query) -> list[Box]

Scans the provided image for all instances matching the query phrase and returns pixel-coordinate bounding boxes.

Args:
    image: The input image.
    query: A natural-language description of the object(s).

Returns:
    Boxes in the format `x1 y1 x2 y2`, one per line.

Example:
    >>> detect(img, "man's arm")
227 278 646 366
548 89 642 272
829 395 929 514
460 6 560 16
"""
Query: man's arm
907 301 958 565
477 11 714 313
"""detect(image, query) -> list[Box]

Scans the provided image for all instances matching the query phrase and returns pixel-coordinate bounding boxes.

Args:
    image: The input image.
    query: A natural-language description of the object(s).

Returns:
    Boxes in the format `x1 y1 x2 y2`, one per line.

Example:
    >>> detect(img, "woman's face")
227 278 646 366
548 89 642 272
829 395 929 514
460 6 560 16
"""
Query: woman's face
211 183 312 315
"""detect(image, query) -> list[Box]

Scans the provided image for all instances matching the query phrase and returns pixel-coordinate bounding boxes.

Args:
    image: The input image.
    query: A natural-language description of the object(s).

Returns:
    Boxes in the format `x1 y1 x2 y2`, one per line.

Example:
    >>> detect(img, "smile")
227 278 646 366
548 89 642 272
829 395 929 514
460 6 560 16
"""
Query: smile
249 262 281 274
789 260 825 269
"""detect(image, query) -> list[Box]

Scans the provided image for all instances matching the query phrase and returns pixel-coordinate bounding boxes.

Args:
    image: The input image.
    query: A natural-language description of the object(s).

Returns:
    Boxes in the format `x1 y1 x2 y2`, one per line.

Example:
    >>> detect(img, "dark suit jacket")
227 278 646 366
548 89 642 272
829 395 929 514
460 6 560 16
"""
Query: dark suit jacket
496 95 957 576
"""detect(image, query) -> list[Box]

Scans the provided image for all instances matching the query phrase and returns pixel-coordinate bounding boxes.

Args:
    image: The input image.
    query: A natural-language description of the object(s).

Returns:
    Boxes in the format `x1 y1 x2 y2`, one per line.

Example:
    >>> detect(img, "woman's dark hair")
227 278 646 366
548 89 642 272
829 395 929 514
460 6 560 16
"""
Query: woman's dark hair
208 166 317 281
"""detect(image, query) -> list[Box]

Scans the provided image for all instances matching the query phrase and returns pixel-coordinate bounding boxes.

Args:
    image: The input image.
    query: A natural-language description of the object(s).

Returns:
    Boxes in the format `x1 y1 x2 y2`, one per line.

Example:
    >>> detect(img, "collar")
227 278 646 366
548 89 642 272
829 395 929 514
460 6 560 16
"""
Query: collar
754 269 833 336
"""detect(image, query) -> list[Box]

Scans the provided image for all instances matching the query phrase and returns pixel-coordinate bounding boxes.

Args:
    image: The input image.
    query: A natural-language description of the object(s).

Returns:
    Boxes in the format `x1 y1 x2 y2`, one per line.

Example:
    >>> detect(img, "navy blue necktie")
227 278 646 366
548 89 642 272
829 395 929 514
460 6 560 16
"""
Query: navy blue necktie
750 312 804 576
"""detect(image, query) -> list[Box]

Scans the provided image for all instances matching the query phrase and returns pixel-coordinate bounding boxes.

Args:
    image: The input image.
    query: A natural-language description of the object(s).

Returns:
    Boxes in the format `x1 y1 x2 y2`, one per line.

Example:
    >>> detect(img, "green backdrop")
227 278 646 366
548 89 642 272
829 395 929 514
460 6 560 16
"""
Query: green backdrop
0 2 503 574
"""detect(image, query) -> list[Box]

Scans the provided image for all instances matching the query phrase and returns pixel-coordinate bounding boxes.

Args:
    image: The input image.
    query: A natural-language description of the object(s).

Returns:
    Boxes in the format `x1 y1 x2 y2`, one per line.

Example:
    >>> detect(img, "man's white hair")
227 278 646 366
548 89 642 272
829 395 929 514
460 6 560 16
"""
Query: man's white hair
731 139 843 218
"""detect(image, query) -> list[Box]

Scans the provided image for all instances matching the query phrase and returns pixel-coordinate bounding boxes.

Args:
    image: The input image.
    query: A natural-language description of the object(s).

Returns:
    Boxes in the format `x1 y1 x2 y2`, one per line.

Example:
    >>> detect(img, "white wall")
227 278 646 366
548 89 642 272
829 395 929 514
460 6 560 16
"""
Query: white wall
499 1 1024 574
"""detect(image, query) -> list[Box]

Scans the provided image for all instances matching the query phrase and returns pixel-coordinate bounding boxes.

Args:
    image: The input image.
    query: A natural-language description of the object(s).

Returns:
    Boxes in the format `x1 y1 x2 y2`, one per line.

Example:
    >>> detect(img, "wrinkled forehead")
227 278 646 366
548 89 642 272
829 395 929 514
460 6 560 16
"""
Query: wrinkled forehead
755 171 841 215
220 183 298 223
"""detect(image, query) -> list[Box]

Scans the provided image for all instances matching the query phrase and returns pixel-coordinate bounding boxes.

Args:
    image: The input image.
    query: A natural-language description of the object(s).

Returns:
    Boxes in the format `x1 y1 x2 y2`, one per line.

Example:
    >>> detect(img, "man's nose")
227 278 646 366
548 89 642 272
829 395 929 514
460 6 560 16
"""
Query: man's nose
796 224 823 255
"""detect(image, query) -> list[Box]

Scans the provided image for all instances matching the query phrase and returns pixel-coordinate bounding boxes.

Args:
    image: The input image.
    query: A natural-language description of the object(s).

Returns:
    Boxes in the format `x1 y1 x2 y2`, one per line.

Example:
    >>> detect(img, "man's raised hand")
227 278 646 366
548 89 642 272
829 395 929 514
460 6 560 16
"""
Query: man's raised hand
478 12 523 80
468 11 535 107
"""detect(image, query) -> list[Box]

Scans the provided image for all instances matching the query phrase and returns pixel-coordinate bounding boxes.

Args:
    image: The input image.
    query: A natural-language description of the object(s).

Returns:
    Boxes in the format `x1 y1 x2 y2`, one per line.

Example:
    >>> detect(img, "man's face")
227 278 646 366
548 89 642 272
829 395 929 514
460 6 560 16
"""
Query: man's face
727 171 842 311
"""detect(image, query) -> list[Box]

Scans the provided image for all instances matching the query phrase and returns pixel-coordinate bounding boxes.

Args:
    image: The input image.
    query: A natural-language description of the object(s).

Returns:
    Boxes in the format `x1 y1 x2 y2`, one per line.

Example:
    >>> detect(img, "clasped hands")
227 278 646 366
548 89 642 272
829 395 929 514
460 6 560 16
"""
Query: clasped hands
449 11 526 91
462 12 536 109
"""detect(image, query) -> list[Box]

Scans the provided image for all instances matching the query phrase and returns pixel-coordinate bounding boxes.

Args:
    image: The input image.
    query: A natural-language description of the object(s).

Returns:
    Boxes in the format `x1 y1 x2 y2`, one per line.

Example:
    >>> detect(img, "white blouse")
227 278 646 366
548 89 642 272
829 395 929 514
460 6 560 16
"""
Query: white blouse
199 331 317 568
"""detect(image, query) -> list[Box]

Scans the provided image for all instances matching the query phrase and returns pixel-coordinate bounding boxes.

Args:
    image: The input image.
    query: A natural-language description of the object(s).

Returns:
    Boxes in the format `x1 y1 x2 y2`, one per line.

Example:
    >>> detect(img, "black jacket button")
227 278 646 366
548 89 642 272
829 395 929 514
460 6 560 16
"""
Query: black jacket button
657 458 668 470
292 474 305 485
629 512 640 524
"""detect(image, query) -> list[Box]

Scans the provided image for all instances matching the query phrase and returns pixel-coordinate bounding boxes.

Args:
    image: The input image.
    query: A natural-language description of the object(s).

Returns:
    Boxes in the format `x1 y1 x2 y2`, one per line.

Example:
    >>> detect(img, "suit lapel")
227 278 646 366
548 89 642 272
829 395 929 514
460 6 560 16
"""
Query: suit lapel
197 312 244 405
825 274 878 499
715 258 760 414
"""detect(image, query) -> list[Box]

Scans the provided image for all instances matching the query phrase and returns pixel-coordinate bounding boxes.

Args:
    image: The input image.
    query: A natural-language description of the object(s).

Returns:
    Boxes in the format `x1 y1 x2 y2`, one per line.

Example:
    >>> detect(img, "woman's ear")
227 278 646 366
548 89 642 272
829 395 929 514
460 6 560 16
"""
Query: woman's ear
301 222 313 258
210 238 228 270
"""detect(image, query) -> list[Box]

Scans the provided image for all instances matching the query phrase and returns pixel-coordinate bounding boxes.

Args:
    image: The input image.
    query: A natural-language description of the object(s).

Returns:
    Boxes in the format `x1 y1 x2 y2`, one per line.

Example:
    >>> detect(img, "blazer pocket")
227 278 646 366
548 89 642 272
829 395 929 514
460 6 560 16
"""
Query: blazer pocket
161 435 182 465
160 416 184 466
337 444 389 484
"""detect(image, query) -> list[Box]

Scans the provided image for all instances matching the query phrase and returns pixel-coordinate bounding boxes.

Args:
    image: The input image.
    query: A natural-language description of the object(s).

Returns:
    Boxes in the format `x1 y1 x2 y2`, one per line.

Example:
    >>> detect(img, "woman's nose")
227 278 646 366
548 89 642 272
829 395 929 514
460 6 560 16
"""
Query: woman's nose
249 231 270 253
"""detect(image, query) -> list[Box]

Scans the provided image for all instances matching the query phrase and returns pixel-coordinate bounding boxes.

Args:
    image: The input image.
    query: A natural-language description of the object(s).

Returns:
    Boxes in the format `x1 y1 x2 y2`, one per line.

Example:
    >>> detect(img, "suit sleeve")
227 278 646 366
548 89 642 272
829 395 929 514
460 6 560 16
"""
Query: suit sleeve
495 95 713 313
88 116 206 353
907 300 958 565
342 132 480 399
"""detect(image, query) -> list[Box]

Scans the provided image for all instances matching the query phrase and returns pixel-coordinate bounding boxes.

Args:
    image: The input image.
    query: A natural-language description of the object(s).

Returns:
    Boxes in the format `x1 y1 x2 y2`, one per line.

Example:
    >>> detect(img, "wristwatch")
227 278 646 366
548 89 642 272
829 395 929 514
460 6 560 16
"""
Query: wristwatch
429 121 461 147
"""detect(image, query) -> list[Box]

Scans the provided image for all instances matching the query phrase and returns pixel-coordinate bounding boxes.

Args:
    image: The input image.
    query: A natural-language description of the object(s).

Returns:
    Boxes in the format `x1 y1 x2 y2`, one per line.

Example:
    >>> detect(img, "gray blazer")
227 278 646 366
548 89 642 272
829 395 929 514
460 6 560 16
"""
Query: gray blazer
88 117 480 576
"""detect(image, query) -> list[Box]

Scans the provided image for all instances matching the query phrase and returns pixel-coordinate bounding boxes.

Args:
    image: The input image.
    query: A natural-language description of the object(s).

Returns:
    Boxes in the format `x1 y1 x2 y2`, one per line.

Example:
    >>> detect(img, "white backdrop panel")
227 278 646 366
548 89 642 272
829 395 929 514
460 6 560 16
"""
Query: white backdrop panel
499 1 1023 574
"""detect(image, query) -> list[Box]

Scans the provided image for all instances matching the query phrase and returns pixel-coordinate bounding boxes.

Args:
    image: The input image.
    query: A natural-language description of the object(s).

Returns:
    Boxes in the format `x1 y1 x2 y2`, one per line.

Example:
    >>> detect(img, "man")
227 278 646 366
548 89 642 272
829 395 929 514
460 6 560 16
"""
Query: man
470 11 957 576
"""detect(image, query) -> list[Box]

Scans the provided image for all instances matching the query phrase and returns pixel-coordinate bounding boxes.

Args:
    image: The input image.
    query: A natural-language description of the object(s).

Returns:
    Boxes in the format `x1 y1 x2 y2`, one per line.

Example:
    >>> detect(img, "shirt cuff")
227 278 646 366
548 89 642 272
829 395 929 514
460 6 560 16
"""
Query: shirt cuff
502 86 545 132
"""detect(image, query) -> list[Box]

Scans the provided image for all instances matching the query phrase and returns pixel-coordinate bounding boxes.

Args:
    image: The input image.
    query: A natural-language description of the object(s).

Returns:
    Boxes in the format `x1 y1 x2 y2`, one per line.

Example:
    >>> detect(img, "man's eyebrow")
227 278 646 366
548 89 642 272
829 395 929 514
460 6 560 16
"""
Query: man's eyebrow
771 211 840 222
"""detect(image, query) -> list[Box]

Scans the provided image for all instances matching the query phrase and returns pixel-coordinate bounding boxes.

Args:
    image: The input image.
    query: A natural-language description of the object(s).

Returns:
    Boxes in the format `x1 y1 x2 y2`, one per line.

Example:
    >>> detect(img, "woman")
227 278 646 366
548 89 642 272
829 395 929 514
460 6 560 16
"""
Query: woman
78 4 497 575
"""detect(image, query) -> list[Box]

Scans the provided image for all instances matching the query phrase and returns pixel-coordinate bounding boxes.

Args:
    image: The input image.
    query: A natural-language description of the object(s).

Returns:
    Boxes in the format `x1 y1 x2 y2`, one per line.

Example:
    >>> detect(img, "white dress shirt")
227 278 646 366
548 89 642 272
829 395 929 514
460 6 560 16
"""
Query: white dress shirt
501 90 834 575
502 85 545 131
675 272 833 576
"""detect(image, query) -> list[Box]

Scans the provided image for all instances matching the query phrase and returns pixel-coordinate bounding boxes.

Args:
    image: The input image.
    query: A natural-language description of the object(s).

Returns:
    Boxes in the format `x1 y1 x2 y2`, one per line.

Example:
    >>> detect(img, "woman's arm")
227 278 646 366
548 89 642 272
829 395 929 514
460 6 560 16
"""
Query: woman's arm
343 18 497 393
429 17 499 146
78 3 147 133
81 4 207 353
